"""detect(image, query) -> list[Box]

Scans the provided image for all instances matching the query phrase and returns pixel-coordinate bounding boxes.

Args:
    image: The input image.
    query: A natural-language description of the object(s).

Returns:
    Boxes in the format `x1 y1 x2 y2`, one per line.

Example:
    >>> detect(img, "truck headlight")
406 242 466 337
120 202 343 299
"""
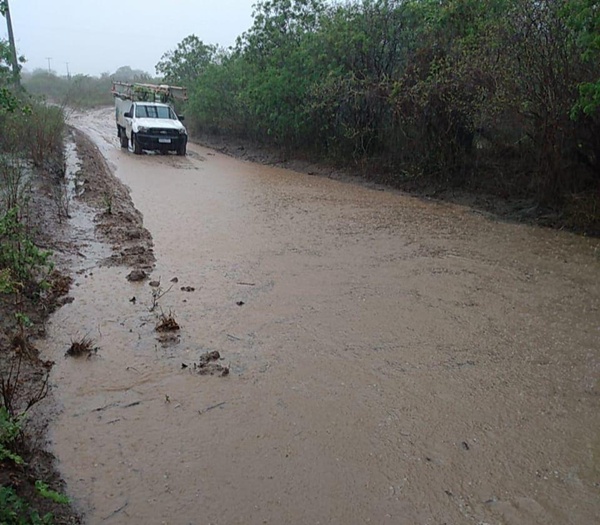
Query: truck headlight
178 128 187 134
137 126 148 133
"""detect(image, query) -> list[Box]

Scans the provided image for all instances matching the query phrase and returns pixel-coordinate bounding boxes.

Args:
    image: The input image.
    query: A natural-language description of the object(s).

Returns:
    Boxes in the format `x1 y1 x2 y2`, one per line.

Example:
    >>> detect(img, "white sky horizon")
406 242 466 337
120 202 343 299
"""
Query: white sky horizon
1 0 257 77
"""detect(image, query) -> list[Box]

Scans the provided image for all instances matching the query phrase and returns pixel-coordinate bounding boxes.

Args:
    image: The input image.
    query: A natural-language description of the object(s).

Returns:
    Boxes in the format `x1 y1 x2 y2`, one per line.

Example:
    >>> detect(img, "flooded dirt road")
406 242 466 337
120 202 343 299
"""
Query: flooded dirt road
41 108 599 524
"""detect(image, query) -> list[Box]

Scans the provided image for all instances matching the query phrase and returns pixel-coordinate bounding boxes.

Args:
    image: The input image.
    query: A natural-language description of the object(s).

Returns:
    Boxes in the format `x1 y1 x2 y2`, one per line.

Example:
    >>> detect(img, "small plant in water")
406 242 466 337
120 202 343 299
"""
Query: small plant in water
149 280 173 312
65 335 98 358
156 309 180 332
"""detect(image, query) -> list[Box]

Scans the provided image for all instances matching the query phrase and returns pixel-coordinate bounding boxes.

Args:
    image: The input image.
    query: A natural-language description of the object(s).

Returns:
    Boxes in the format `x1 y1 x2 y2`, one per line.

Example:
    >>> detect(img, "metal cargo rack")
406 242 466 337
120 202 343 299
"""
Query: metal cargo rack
111 81 188 103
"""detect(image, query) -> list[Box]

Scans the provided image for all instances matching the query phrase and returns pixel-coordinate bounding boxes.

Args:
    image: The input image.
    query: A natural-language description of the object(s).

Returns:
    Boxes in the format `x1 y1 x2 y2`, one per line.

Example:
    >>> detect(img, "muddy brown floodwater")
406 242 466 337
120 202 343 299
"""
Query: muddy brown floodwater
39 108 599 525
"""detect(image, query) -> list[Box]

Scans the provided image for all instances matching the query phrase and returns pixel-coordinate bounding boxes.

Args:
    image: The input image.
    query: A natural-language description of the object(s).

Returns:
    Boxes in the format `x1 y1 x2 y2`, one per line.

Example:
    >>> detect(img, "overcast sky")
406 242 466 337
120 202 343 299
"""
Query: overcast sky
1 0 256 76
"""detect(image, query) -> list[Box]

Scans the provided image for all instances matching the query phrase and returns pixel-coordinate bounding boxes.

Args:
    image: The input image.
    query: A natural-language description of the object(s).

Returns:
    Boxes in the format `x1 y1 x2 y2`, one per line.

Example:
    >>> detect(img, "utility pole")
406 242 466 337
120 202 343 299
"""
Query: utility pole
65 62 71 80
2 0 21 89
46 57 52 74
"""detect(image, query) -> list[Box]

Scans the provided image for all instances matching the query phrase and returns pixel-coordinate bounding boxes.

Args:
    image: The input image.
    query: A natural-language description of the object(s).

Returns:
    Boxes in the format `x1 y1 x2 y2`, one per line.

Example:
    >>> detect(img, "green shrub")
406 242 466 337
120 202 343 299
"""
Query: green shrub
0 207 52 286
0 406 24 465
34 481 69 506
0 100 64 168
0 486 54 525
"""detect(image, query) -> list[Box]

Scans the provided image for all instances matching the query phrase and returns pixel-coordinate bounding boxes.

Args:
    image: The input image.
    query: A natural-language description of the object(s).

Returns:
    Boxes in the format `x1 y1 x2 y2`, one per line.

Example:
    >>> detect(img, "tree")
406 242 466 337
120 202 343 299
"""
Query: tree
155 35 217 87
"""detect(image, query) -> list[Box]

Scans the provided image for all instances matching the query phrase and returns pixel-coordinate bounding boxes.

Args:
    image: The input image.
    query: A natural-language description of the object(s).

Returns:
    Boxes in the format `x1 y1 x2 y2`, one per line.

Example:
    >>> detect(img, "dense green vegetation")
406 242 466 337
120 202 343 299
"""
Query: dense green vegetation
158 0 599 230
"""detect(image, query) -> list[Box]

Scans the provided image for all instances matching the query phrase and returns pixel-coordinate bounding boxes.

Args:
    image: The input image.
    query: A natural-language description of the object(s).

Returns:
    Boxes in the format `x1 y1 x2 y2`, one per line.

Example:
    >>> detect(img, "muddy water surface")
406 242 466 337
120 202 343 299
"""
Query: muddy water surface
41 108 600 524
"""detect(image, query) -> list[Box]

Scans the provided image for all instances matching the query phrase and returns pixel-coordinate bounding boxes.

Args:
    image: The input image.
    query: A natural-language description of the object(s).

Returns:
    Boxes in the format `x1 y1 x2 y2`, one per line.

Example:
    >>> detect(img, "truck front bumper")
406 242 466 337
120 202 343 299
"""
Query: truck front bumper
136 133 187 152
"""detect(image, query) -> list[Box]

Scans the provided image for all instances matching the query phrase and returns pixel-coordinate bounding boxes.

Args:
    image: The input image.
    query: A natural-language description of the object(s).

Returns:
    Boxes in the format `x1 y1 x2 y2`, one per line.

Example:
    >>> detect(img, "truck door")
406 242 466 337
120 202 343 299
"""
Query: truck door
125 103 134 140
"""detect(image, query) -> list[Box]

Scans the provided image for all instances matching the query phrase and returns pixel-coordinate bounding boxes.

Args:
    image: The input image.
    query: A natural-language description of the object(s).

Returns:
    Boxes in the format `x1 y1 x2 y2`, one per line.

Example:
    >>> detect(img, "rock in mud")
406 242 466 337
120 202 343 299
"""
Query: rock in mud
149 280 160 288
126 269 147 282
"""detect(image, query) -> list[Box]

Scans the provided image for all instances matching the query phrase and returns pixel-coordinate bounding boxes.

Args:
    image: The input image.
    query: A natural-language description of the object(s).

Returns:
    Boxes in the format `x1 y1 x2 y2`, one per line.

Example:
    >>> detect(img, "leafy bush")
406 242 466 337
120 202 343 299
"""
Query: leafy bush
34 481 69 506
0 101 65 169
0 486 54 525
0 207 52 286
0 406 24 465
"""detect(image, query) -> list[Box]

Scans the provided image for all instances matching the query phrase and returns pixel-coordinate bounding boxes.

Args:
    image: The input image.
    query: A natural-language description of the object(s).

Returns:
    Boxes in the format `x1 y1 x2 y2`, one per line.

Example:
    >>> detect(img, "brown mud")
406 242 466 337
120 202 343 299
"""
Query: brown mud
35 107 600 525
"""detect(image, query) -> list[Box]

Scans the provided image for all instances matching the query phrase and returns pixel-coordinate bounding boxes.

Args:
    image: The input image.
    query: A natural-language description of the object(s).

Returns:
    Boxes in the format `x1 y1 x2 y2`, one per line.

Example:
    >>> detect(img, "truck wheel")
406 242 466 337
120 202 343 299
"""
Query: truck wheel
132 133 142 155
119 127 128 148
177 142 186 156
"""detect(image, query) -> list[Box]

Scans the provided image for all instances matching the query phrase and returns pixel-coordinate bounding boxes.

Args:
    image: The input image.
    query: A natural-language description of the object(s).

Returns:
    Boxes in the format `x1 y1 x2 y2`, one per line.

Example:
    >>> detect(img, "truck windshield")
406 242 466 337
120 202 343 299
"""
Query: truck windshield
135 105 176 119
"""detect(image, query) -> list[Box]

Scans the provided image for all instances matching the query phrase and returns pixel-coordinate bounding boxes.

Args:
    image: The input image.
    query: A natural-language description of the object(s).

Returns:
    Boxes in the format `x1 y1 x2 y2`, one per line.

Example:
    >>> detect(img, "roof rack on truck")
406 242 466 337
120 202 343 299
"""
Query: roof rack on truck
111 81 188 103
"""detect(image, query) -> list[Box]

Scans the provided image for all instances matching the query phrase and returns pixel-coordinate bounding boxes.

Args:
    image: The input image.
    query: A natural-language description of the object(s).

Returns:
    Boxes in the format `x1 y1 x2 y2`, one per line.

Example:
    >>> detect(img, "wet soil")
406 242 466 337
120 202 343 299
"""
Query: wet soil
38 107 600 524
71 129 154 270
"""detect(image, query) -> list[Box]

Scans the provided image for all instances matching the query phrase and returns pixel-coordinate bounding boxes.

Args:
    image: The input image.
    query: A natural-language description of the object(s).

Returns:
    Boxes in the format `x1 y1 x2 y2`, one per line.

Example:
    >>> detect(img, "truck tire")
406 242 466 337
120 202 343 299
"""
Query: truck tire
177 141 187 156
119 127 128 148
132 132 142 155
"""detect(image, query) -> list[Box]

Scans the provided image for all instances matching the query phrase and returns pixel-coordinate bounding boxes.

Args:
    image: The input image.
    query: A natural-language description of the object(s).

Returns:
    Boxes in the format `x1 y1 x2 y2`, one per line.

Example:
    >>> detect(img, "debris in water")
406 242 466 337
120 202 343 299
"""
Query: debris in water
149 280 160 288
156 311 180 332
157 332 180 346
129 296 136 303
236 301 245 306
194 350 229 377
66 336 98 358
126 269 147 282
170 277 179 283
181 286 195 292
198 401 227 415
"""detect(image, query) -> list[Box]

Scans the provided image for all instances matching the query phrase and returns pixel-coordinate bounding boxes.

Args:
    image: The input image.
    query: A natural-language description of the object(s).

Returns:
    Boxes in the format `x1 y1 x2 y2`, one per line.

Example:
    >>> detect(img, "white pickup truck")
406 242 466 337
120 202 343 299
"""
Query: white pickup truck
112 82 188 156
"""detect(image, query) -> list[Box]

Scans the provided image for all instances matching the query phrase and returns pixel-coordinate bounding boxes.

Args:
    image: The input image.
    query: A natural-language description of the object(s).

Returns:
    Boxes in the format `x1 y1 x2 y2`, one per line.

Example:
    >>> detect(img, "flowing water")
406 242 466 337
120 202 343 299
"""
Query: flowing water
39 108 600 524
